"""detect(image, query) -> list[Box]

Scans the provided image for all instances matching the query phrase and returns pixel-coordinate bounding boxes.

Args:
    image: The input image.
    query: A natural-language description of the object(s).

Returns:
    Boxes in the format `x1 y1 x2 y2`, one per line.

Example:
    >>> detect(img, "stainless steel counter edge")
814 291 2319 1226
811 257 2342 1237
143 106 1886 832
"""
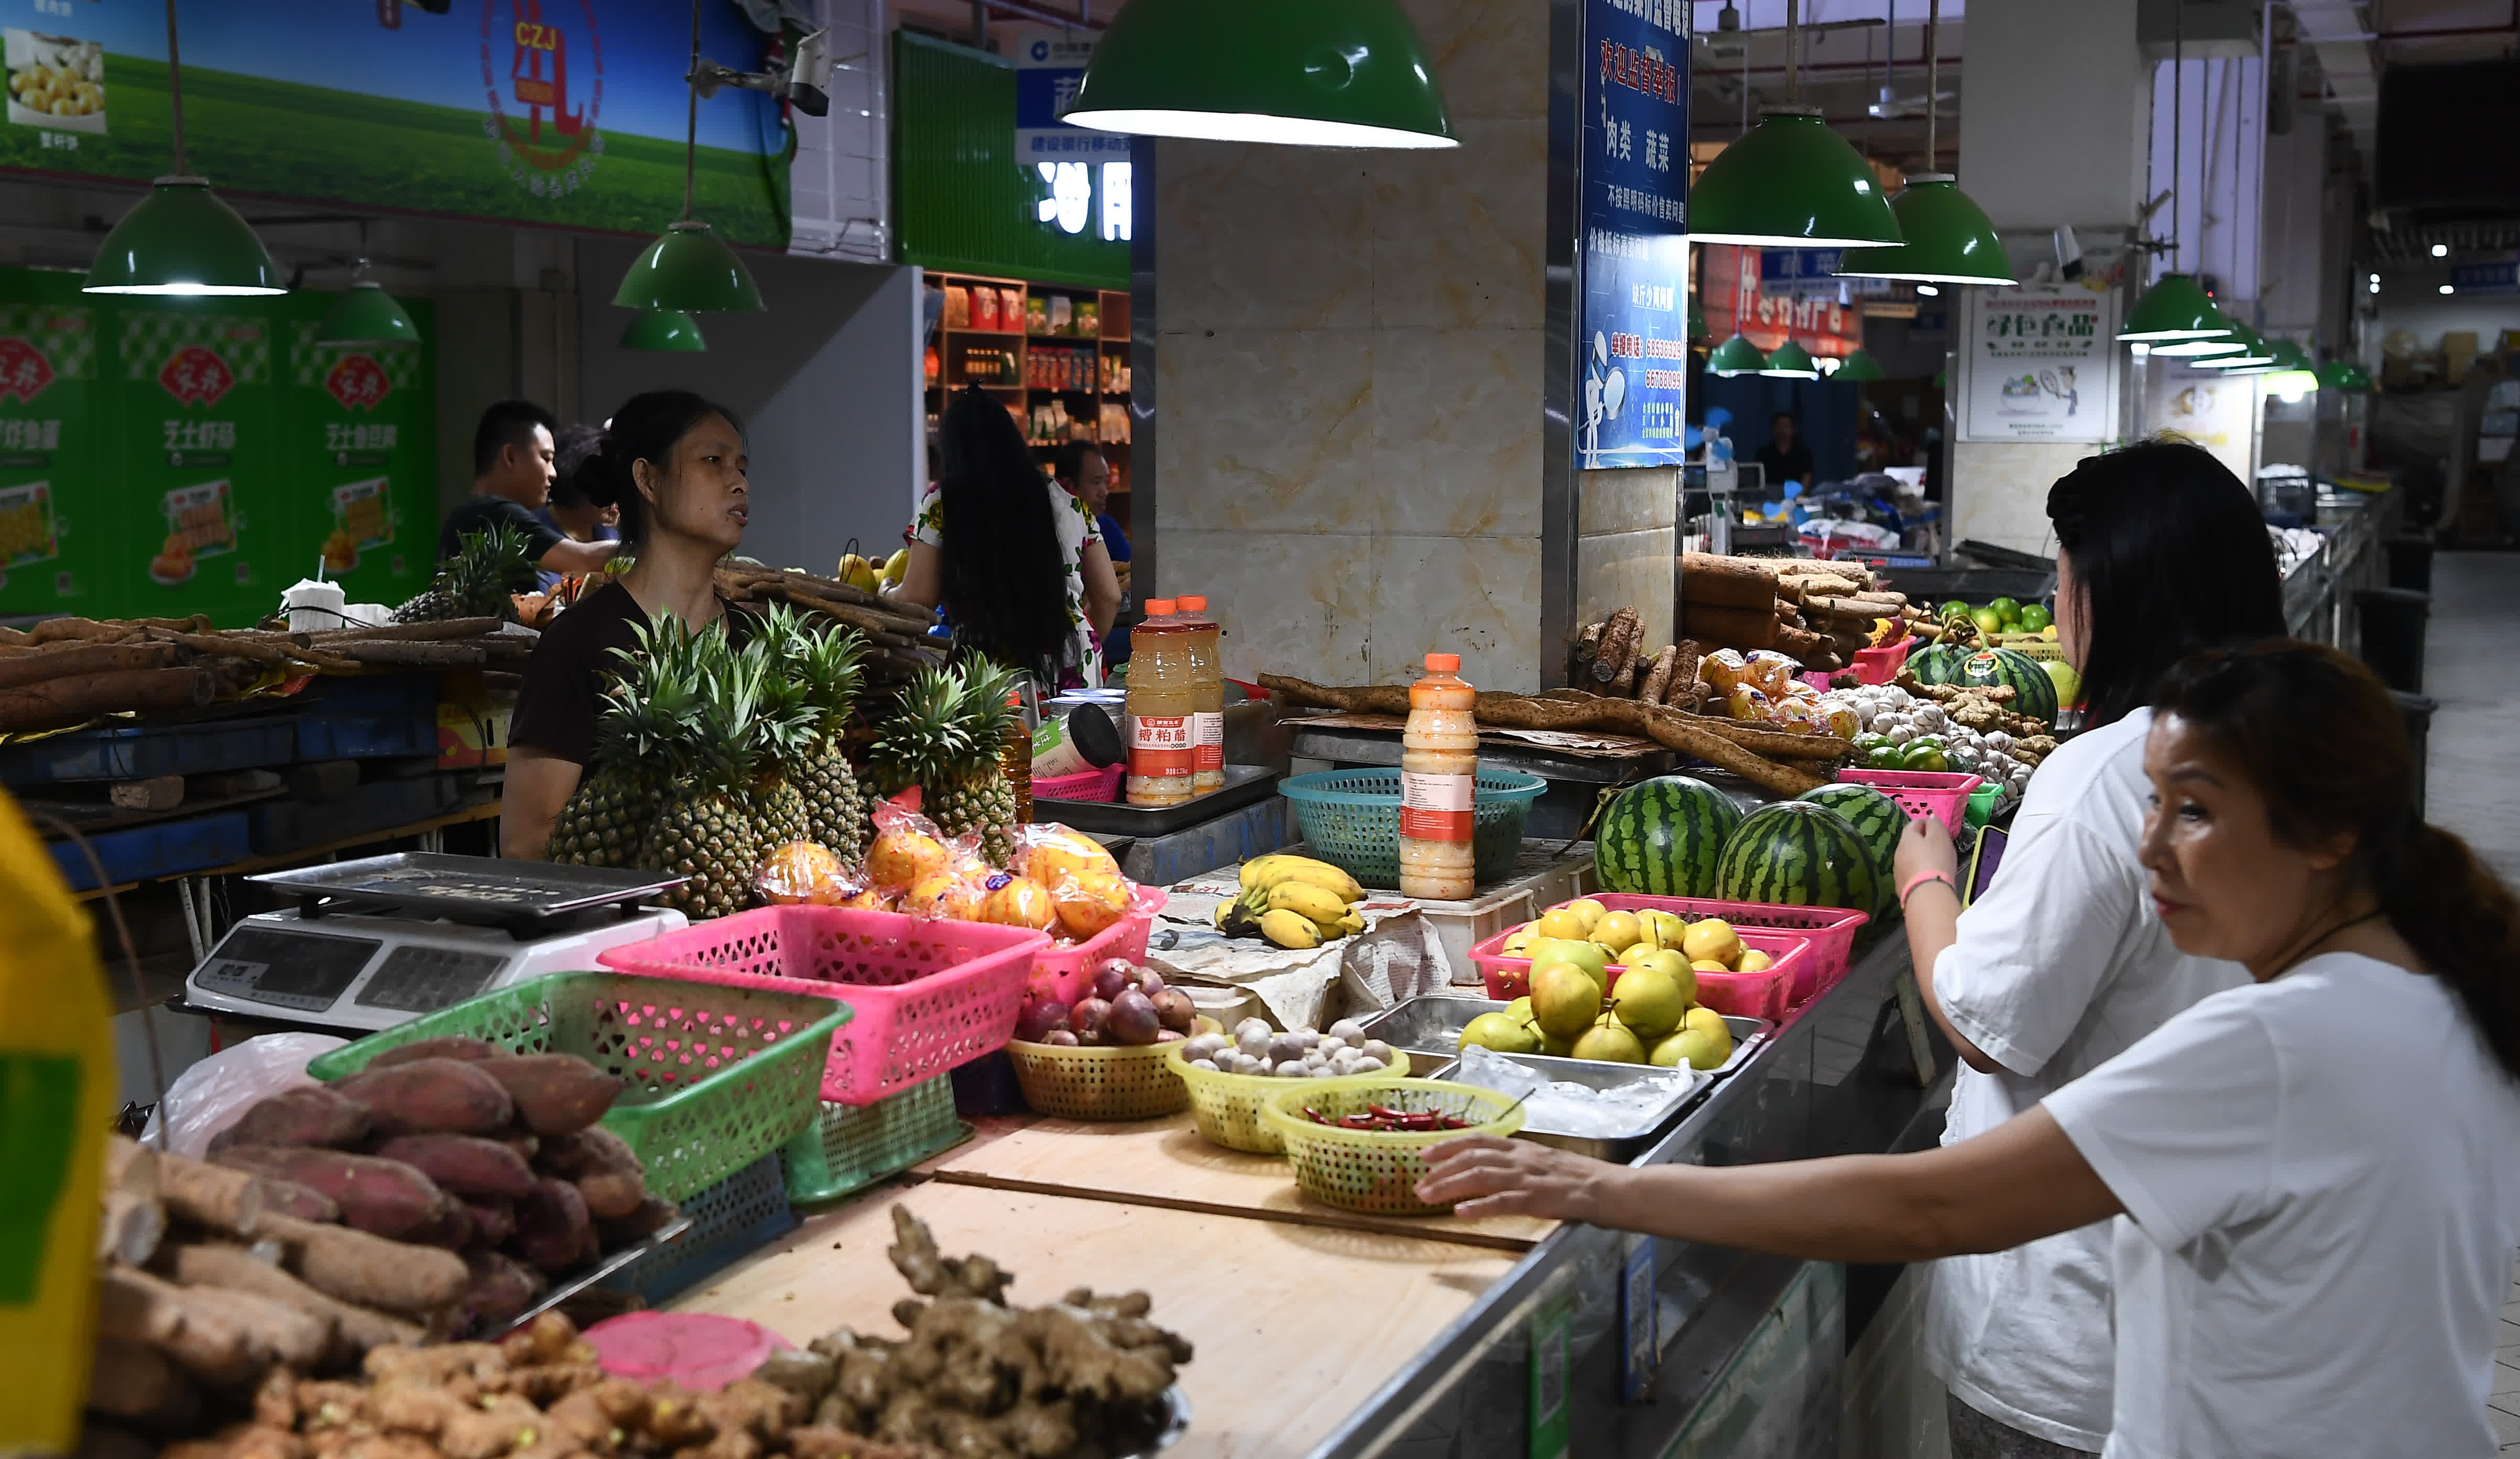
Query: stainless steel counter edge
1306 933 1935 1458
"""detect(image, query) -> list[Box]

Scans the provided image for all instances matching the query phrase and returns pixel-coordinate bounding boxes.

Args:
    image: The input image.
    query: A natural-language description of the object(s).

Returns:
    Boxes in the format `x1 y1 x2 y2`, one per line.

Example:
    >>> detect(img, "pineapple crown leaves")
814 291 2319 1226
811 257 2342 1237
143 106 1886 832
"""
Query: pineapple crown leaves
868 667 978 795
740 635 824 774
950 656 1026 775
749 601 867 742
442 524 541 616
587 614 705 773
644 627 780 797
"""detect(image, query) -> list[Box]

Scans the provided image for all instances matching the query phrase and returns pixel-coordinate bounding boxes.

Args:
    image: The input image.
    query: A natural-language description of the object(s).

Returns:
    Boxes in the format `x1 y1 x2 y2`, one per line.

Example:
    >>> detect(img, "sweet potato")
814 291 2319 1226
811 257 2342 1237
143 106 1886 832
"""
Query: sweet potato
458 1251 546 1330
260 1215 467 1317
406 1199 474 1251
333 1058 515 1136
373 1134 537 1199
596 1196 681 1248
216 1086 372 1152
514 1178 596 1272
213 1146 455 1242
466 1198 516 1247
535 1127 646 1220
364 1036 500 1070
258 1179 342 1225
472 1054 621 1137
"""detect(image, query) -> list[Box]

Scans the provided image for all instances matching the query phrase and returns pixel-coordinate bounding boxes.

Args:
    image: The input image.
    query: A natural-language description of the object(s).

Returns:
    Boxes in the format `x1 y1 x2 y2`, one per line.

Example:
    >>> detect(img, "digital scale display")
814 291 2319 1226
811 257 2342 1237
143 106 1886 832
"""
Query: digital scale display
356 946 509 1014
193 927 384 1012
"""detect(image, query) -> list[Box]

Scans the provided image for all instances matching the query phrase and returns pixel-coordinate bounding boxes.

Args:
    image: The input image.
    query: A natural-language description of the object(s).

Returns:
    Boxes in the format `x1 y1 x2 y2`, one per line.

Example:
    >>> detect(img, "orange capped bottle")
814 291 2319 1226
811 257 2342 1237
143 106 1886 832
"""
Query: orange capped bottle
1175 594 1225 792
1399 652 1480 899
1125 599 1197 807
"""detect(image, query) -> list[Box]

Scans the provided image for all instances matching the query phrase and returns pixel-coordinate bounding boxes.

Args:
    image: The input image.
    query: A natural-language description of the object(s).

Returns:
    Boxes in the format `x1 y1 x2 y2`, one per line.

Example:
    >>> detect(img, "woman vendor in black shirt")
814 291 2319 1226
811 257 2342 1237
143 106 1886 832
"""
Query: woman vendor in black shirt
501 390 752 859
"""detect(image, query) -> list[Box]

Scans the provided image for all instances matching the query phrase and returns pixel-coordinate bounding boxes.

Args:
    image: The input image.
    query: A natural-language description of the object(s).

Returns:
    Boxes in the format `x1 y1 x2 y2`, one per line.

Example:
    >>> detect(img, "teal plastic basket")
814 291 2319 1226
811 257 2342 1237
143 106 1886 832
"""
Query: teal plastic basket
1277 769 1547 891
780 1075 968 1205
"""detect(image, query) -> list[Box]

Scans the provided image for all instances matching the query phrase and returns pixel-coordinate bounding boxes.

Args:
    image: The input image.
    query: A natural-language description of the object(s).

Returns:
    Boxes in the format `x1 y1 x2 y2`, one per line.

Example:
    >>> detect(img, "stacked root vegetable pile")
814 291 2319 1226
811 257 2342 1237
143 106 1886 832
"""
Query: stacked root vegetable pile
127 1207 1189 1459
89 1045 675 1436
0 617 532 734
1661 554 1918 677
712 563 946 686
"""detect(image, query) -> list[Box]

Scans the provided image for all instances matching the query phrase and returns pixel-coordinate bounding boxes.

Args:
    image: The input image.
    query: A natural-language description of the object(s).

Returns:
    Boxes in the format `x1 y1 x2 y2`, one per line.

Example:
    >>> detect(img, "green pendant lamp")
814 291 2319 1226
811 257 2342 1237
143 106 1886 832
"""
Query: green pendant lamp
615 0 765 313
315 280 420 346
2120 273 2233 343
2318 359 2374 392
2191 323 2275 369
1689 108 1904 247
1761 340 1822 378
85 2 281 296
620 310 708 352
1063 0 1454 148
1836 175 2014 284
1832 347 1887 380
1708 334 1768 376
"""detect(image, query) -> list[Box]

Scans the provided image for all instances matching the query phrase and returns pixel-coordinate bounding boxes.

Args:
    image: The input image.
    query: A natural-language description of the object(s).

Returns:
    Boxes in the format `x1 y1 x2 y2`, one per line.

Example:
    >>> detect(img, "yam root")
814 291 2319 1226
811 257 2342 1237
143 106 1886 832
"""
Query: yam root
374 1134 537 1200
472 1054 621 1137
1635 645 1679 707
1677 602 1780 651
170 1242 424 1360
1665 642 1706 706
0 640 181 691
595 1196 680 1248
1252 674 1410 716
258 1180 343 1225
217 1086 373 1152
96 1267 255 1386
85 1334 202 1426
1544 692 1827 797
212 1147 455 1242
1678 553 1780 609
258 1214 470 1316
466 1199 517 1247
1591 606 1642 684
0 665 215 729
333 1058 516 1137
159 1152 268 1236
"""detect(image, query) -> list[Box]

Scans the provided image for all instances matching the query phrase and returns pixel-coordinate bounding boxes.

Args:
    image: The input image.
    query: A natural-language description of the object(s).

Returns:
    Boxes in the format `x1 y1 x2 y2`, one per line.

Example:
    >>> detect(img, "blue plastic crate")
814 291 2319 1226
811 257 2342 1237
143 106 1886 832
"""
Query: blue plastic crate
247 775 464 856
49 811 250 891
0 716 296 787
293 715 438 760
293 673 438 716
596 1153 794 1306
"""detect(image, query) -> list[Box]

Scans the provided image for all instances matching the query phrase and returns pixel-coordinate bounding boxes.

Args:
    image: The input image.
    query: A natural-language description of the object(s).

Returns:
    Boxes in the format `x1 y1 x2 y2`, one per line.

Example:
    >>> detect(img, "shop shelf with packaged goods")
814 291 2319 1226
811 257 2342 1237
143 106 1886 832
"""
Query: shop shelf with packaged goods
926 273 1137 539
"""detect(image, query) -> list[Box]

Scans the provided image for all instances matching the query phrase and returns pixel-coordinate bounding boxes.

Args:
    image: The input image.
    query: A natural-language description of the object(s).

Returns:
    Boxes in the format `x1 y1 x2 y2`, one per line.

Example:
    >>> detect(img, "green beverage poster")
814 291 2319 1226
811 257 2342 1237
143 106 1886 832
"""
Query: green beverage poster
0 270 102 615
112 302 280 625
281 300 433 614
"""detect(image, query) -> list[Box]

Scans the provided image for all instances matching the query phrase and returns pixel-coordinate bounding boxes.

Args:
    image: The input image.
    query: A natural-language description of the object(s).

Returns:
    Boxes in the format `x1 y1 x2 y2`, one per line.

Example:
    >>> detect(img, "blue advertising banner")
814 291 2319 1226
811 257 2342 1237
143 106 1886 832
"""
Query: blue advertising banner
1575 0 1688 470
0 0 787 244
1012 26 1128 165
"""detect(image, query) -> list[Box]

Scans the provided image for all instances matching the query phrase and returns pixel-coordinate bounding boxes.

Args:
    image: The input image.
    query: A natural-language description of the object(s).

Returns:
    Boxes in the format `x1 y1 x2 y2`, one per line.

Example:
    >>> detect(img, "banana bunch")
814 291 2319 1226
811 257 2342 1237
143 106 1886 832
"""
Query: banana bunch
1212 854 1367 950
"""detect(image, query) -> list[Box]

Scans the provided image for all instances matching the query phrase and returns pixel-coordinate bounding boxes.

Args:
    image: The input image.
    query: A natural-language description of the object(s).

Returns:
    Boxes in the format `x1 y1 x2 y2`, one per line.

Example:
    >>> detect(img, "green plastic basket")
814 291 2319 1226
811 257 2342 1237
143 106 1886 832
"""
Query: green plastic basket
1277 769 1547 891
781 1075 969 1205
305 971 849 1204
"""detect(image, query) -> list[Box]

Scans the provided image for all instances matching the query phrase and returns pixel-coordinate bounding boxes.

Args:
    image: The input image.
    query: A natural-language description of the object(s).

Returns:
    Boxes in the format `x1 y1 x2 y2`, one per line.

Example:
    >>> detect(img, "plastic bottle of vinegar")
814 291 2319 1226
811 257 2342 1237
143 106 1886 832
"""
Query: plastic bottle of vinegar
1124 599 1197 807
1175 594 1225 792
1399 652 1480 899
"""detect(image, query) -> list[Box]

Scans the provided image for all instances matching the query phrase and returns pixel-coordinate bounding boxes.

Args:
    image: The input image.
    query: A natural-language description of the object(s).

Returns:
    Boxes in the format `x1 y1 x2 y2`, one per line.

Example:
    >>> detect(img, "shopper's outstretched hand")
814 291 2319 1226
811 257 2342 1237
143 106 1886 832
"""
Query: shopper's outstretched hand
1417 1135 1611 1221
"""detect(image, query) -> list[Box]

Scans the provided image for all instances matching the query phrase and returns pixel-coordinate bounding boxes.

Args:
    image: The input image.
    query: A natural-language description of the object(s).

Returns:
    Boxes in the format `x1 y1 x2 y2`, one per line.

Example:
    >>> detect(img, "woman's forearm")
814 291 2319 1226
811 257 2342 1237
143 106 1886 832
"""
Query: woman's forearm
1593 1155 1974 1263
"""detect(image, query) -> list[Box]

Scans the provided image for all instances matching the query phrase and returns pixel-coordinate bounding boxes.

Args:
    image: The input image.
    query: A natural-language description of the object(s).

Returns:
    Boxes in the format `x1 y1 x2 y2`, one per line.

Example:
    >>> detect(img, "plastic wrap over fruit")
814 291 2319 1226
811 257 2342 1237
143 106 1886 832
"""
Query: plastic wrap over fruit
865 797 955 892
1699 648 1752 694
1769 696 1824 735
1821 702 1861 739
900 830 996 921
755 840 868 906
1743 649 1799 699
1012 822 1137 941
1722 681 1773 722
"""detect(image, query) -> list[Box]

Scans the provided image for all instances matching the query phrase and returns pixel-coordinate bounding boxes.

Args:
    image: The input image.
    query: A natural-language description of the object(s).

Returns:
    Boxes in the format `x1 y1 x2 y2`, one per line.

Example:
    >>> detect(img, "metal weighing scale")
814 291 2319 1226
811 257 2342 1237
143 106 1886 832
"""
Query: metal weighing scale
178 853 690 1033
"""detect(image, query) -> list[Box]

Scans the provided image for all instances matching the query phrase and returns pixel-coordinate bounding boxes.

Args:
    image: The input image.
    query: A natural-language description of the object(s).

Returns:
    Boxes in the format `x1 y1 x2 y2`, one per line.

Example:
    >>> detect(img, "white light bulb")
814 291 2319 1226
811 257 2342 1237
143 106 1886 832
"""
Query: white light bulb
2440 284 2455 296
1916 284 1940 297
2430 243 2449 258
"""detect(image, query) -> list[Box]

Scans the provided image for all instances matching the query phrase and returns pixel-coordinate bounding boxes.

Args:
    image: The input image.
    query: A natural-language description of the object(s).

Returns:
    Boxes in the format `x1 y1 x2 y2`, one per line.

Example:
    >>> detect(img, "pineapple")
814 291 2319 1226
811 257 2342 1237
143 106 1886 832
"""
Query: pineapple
765 606 871 862
641 636 778 920
746 652 818 853
871 659 1025 865
548 617 702 868
396 524 538 623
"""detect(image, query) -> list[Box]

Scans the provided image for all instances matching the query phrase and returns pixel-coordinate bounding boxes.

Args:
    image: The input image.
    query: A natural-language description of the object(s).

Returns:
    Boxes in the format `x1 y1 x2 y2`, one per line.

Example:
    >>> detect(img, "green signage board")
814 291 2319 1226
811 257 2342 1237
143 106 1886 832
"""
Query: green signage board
0 3 787 246
0 269 435 627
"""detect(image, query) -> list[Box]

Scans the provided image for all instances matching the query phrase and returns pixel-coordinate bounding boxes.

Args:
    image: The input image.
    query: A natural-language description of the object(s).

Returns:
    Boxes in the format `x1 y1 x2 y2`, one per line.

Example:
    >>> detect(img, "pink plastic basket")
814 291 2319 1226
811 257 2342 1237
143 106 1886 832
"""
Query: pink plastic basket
1837 768 1983 836
1471 891 1871 1005
1028 885 1169 1006
599 907 1051 1106
1034 764 1125 803
1470 920 1812 1022
1852 636 1914 685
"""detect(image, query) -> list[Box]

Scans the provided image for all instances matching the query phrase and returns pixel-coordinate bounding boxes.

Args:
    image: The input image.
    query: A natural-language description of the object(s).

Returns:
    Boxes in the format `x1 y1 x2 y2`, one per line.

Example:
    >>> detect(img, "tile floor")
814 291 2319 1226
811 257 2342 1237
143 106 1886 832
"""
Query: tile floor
2433 555 2520 1454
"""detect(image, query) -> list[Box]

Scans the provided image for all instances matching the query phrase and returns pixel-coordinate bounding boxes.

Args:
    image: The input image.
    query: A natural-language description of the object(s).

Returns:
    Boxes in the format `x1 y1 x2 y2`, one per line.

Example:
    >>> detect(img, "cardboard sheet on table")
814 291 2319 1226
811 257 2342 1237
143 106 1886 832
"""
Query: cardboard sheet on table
923 1112 1557 1250
1280 712 1661 759
675 1182 1513 1459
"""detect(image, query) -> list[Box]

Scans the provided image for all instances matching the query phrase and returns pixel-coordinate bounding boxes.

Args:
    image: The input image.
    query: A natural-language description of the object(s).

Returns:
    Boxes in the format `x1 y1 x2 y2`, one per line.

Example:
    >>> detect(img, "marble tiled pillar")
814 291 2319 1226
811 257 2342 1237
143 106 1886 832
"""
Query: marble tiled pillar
1152 0 1557 690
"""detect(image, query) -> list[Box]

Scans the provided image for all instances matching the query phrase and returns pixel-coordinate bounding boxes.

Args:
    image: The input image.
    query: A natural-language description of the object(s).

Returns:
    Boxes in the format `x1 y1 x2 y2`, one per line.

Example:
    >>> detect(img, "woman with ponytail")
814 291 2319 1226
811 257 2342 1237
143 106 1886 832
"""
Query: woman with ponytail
502 391 754 859
1420 640 2520 1457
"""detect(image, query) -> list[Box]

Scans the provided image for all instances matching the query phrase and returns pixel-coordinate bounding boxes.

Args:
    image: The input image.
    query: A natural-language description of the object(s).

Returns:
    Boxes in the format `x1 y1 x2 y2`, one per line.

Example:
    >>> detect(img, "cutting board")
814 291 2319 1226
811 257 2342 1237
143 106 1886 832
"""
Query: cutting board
923 1112 1557 1251
677 1182 1514 1459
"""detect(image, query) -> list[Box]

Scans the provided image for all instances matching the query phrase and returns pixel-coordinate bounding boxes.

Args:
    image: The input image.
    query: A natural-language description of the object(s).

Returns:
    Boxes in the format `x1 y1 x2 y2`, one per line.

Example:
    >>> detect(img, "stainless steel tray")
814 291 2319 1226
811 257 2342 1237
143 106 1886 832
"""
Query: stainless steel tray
1037 764 1282 835
250 853 686 925
1426 1052 1707 1161
479 1213 694 1337
1359 995 1770 1080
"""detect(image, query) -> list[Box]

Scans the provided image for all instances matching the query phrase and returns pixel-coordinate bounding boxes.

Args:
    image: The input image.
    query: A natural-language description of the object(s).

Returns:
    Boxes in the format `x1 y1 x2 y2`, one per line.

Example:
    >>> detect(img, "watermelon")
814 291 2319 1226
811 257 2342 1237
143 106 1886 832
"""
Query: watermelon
1595 775 1742 897
1714 801 1881 915
1796 782 1905 892
1909 642 1967 685
1959 646 2060 725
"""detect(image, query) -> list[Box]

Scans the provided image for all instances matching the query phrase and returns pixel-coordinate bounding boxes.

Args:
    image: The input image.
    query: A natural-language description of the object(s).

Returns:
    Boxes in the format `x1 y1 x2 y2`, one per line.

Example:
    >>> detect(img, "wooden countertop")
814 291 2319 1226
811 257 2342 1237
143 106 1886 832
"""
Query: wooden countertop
676 1180 1516 1459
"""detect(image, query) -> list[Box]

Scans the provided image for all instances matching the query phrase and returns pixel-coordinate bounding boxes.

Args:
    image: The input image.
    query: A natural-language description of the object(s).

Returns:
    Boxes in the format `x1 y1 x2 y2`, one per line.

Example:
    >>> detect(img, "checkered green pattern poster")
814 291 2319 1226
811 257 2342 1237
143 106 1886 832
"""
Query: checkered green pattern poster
280 304 434 611
0 271 107 616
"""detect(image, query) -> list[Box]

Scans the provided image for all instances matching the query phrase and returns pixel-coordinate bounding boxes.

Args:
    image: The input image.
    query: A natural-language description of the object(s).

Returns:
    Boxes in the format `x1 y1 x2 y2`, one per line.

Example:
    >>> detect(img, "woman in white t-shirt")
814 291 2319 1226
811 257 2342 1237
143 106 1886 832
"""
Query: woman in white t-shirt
894 387 1120 689
1890 441 2287 1454
1420 641 2520 1459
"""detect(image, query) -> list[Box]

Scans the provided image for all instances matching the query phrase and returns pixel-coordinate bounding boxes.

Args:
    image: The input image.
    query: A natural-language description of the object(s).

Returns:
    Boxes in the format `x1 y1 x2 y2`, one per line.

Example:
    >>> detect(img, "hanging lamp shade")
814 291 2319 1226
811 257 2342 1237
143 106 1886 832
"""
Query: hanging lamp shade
314 281 420 346
1707 334 1768 376
614 221 763 313
1687 109 1904 248
620 309 708 352
1835 175 2015 285
1832 347 1886 381
2338 362 2374 391
2118 271 2231 342
1063 0 1454 148
2191 324 2275 368
2267 337 2314 373
1761 340 1821 378
85 178 283 295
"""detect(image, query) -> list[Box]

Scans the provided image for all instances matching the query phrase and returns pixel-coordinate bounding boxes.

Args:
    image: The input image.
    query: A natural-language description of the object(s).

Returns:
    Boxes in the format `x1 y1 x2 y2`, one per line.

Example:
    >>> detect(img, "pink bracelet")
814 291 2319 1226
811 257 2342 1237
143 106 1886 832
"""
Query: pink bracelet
1899 869 1957 907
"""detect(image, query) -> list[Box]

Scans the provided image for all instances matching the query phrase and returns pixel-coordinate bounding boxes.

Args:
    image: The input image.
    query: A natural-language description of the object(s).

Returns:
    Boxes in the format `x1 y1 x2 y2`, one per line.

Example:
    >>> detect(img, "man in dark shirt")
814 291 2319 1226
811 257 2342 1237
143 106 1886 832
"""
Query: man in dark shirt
1757 410 1816 492
437 400 621 578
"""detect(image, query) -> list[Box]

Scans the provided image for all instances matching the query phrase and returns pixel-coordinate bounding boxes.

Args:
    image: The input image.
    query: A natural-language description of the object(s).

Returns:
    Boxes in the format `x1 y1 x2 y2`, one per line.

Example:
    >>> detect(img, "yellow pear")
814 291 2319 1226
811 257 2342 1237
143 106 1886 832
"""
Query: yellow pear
1608 965 1687 1042
1531 963 1605 1040
1590 910 1643 953
1685 1006 1728 1037
1533 939 1609 987
1652 1025 1732 1070
1736 948 1773 974
1680 918 1743 967
1560 898 1608 933
881 547 910 583
1572 1021 1645 1064
1501 925 1538 957
1644 910 1688 946
1632 949 1697 1006
1505 996 1533 1023
1459 1011 1541 1055
1690 959 1731 974
1540 1031 1576 1058
1534 908 1590 941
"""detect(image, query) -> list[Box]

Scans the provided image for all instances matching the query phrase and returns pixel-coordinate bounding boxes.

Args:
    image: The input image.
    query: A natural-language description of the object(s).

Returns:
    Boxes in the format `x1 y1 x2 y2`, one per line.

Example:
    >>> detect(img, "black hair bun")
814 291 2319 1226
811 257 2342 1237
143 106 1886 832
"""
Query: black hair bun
576 434 627 509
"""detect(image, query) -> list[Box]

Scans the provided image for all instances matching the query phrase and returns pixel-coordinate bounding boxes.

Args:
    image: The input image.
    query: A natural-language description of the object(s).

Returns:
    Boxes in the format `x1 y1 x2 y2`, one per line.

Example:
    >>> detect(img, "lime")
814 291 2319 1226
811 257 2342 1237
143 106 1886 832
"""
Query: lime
1853 732 1891 756
1902 743 1950 772
2018 603 2053 631
2043 657 2082 706
1988 596 2020 619
1970 606 2004 635
1938 598 1970 620
1867 743 1906 770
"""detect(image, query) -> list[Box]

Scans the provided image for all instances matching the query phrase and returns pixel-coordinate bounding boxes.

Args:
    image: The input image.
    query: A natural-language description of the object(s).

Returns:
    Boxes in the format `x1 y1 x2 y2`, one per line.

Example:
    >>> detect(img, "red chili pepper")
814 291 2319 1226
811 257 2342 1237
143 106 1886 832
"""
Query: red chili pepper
1339 1113 1381 1130
1304 1106 1329 1125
